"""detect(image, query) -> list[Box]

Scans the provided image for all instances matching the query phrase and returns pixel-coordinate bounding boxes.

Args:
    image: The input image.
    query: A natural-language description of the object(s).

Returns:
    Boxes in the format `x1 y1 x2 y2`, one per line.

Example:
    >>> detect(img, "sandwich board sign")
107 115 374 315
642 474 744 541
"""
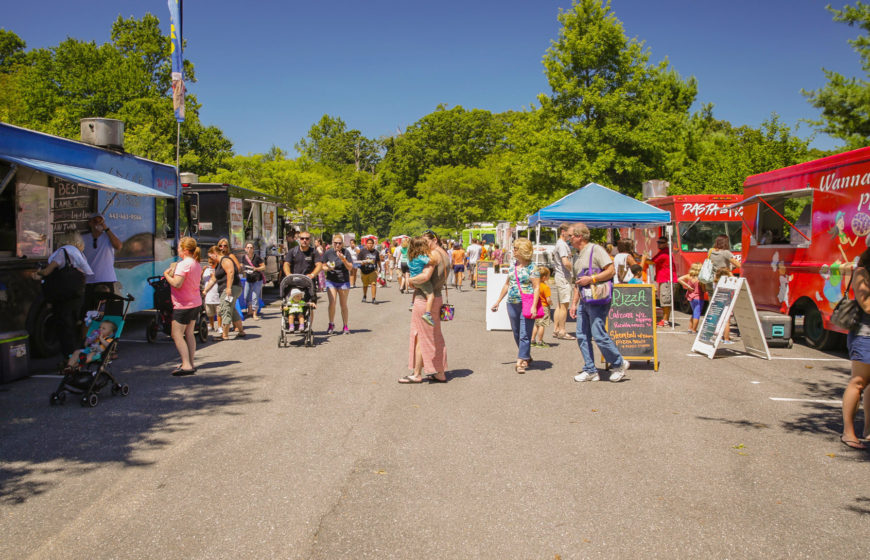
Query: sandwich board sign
605 284 659 371
692 276 770 360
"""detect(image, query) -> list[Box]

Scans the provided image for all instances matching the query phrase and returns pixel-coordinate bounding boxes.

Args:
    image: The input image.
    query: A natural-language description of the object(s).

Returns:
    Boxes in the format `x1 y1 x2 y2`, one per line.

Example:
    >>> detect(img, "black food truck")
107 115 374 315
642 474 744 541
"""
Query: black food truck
181 181 285 285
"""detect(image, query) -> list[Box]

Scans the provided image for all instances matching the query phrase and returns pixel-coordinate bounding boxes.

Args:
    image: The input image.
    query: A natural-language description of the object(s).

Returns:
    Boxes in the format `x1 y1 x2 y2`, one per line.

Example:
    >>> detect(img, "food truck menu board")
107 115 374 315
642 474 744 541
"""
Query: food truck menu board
229 197 244 249
692 276 770 360
605 284 658 371
51 177 94 247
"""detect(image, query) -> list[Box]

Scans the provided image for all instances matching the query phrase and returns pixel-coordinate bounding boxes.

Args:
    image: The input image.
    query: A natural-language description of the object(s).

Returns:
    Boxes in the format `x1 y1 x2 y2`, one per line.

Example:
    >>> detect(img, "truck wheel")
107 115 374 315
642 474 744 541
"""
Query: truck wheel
28 300 60 358
803 305 845 350
673 285 691 314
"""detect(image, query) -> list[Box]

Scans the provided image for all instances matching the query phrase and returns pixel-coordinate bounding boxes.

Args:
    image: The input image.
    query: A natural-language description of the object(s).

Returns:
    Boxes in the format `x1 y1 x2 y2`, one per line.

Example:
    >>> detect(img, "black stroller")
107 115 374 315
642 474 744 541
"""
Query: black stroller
50 293 134 408
145 276 209 344
278 274 316 347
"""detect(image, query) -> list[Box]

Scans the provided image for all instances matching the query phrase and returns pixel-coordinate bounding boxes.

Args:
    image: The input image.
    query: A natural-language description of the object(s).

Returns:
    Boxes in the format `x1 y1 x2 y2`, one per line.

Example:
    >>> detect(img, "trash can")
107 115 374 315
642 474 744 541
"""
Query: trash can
0 331 30 383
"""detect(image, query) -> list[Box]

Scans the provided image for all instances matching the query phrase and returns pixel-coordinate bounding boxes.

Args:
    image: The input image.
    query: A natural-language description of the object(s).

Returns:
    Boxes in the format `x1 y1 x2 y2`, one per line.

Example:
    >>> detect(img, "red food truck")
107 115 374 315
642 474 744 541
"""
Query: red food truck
625 194 744 310
731 146 870 349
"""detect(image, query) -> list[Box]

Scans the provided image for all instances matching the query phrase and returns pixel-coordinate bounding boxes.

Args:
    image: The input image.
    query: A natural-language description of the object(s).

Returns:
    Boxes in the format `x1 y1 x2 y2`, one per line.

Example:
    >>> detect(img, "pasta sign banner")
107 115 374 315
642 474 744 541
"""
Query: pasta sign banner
167 0 184 122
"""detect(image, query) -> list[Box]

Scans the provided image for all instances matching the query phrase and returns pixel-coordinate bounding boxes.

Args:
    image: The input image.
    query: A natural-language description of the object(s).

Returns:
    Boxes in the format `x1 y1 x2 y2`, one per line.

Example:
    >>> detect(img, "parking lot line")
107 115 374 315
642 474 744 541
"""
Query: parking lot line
769 397 842 405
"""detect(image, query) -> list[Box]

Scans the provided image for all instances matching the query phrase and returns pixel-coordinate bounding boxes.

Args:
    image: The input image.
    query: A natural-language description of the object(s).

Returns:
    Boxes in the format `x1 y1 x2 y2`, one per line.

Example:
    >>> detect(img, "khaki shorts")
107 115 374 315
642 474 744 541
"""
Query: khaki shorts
205 303 218 318
220 285 242 324
361 271 378 287
658 282 674 306
553 277 573 306
535 308 552 327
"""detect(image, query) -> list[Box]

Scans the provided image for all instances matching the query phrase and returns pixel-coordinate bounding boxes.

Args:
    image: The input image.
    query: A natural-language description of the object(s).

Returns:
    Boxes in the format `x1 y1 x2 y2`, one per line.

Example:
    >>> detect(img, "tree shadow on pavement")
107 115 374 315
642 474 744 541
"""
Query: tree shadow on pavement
695 416 772 430
846 496 870 515
0 366 265 506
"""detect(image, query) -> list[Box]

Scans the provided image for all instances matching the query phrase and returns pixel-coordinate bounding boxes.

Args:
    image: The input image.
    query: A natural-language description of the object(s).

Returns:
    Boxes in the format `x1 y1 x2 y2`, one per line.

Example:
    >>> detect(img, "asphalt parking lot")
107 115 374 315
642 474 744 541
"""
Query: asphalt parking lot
1 281 866 559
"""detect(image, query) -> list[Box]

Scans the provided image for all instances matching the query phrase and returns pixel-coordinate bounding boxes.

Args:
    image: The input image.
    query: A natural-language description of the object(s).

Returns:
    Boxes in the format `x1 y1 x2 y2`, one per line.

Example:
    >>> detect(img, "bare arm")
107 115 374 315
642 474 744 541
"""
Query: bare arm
106 229 123 251
490 276 511 311
223 259 235 297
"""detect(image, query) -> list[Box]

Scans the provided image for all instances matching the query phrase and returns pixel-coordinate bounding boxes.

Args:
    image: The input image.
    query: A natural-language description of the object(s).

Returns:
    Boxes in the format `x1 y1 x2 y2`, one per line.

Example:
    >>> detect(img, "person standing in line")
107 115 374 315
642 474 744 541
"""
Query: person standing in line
642 236 675 328
705 234 741 291
242 242 265 320
32 232 93 364
569 223 629 382
490 238 540 374
399 238 411 293
358 237 382 303
613 239 639 284
492 243 504 273
81 213 122 312
322 235 353 334
677 262 704 334
841 249 870 450
551 223 575 341
451 242 466 291
202 245 246 340
202 253 222 335
466 238 482 288
163 237 202 375
399 230 449 384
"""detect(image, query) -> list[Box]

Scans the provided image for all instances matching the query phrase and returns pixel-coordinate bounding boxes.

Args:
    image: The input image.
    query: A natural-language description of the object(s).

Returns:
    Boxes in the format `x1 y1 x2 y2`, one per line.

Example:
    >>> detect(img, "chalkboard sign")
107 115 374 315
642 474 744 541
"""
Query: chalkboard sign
477 261 490 290
696 283 736 347
51 176 94 247
606 283 658 370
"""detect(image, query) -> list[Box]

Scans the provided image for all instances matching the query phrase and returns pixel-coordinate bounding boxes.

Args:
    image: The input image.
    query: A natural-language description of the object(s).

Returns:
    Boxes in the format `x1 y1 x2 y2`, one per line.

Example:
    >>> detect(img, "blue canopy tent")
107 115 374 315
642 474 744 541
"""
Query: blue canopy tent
527 182 671 228
527 182 676 329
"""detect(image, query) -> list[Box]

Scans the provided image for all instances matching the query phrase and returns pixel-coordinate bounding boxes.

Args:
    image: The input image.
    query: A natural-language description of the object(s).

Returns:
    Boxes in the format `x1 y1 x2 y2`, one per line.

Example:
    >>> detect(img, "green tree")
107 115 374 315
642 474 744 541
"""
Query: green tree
803 2 870 150
296 114 381 172
0 29 26 71
537 0 697 198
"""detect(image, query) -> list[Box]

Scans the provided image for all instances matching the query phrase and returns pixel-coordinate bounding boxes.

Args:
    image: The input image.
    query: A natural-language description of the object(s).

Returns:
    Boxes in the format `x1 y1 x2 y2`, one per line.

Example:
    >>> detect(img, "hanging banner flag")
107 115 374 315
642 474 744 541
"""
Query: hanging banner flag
167 0 185 122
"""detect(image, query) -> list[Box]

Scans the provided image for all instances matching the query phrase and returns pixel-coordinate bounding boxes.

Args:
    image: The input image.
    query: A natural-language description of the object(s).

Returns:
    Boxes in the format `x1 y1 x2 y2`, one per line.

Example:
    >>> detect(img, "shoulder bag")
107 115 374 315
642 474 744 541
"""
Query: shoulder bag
580 247 613 305
440 286 455 322
830 270 861 331
42 248 86 303
699 249 715 285
515 263 545 319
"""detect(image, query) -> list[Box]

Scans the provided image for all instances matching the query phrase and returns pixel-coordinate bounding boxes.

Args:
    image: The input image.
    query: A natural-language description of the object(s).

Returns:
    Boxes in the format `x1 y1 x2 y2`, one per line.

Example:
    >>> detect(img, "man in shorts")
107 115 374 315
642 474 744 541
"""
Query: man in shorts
552 223 574 340
358 237 382 303
466 238 482 288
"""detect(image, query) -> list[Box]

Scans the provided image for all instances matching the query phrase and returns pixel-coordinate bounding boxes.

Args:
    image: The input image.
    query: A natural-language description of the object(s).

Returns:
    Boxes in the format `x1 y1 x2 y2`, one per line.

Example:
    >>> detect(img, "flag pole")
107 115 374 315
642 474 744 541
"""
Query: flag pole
175 120 181 250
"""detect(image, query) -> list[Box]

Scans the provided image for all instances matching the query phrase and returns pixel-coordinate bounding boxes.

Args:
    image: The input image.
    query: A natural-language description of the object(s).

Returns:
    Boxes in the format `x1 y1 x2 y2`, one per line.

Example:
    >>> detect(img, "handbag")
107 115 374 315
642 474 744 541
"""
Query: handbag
515 263 545 319
439 287 454 322
699 250 715 285
830 271 861 331
580 247 613 305
42 248 86 303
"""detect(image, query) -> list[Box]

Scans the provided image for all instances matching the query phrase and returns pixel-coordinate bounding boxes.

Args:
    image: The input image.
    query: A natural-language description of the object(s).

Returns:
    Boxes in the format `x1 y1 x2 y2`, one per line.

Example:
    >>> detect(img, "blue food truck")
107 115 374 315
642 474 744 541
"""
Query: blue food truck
0 122 178 357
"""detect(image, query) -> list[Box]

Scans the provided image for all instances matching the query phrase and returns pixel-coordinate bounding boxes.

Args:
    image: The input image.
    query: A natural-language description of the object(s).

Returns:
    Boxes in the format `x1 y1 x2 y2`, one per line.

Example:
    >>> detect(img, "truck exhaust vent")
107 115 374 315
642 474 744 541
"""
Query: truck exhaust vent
642 180 669 200
80 118 124 150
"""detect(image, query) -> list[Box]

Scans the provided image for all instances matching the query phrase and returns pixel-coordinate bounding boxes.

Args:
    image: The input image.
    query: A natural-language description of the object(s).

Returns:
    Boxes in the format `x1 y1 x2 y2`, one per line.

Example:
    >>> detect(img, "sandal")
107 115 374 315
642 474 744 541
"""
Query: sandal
398 375 424 384
841 435 868 450
424 374 448 383
515 364 526 374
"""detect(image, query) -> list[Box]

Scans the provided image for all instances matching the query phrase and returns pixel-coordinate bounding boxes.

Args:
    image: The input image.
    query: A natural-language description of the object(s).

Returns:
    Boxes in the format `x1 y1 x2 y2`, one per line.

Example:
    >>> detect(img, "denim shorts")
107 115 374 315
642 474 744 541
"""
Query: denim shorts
325 280 350 290
847 332 870 364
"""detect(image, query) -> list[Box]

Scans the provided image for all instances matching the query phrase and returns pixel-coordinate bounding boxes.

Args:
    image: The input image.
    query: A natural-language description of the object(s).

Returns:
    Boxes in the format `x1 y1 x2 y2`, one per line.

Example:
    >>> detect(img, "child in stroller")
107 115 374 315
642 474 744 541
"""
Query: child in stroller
279 274 317 347
50 292 134 408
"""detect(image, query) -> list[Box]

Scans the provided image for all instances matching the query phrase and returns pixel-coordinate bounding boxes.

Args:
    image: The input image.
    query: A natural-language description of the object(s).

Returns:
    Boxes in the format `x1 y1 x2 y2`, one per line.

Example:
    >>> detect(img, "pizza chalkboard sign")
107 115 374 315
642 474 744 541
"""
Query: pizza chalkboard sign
606 284 658 371
51 176 94 246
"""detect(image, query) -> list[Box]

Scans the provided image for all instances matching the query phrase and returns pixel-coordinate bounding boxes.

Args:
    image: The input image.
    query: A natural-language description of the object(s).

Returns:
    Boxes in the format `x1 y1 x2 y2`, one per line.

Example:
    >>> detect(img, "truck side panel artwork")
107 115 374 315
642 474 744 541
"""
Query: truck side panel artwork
738 146 870 350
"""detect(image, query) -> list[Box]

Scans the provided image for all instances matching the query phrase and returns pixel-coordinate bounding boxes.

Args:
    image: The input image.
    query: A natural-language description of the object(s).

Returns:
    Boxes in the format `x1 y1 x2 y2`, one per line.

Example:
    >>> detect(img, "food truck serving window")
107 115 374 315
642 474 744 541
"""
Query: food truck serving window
754 191 813 247
679 221 742 252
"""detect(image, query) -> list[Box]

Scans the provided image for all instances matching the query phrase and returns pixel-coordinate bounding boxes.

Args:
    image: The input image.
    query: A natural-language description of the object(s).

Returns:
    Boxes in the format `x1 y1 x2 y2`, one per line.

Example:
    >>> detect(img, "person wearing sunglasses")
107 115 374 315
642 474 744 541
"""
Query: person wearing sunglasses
322 235 353 334
282 231 324 287
81 212 122 314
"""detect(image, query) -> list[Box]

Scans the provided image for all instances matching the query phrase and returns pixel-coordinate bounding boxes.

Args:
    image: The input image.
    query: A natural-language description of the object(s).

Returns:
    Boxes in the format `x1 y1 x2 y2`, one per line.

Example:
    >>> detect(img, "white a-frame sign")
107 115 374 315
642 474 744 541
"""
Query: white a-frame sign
692 276 771 360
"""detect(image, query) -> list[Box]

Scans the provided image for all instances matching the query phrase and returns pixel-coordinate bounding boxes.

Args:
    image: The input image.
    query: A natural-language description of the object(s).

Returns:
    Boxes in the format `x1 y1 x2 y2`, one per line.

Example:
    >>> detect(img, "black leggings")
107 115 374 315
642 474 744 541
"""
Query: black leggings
53 297 82 358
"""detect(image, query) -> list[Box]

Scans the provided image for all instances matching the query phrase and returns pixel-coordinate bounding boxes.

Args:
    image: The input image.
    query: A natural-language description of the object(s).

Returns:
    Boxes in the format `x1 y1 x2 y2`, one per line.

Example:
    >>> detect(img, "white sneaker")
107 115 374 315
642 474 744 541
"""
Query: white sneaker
610 360 630 382
574 371 599 382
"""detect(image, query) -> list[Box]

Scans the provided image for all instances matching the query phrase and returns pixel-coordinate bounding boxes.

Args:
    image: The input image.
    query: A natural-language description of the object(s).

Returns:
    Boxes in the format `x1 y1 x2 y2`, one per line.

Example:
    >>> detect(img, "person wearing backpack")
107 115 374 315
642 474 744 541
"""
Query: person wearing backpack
31 232 93 362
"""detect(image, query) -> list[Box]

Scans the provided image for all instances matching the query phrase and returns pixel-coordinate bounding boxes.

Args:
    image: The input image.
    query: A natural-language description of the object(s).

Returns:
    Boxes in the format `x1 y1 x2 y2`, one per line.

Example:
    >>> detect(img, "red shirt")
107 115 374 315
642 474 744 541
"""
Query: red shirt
652 250 673 283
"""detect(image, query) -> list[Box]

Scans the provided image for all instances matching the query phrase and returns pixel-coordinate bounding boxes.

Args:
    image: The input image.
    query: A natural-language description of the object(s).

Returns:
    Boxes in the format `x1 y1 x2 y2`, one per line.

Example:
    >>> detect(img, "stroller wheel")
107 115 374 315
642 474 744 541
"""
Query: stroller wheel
50 391 66 406
120 384 129 396
146 319 158 343
81 393 99 408
197 315 209 343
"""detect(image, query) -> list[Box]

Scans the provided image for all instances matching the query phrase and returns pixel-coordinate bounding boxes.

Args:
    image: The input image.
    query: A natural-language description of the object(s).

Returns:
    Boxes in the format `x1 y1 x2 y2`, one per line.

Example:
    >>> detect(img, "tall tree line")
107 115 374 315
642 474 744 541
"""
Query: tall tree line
1 1 867 238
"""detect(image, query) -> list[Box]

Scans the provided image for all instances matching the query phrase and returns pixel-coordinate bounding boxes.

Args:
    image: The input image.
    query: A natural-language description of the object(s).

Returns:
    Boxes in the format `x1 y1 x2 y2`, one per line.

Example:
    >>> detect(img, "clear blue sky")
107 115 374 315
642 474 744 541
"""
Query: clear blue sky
3 1 864 155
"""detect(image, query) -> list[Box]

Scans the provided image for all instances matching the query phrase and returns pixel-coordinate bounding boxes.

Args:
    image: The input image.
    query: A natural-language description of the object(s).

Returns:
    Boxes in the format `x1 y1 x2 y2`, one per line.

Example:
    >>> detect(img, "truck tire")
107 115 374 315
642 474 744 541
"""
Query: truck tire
803 305 845 351
673 285 691 314
27 300 61 358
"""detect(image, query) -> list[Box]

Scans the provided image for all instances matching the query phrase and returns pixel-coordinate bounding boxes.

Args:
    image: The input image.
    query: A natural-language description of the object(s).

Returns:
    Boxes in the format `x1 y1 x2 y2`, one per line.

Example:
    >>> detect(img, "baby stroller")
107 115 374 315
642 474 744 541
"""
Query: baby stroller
50 293 134 408
145 276 209 344
278 274 316 348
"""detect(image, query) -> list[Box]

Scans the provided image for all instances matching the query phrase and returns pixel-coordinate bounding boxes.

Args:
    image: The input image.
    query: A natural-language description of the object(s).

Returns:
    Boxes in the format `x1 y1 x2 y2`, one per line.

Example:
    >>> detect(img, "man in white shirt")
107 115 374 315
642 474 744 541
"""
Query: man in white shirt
465 238 482 288
552 223 575 340
81 213 122 312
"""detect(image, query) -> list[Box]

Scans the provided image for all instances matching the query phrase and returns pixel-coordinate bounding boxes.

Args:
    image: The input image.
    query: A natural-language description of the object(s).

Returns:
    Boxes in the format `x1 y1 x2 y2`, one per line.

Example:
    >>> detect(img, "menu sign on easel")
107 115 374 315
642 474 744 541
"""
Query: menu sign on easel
692 276 770 360
477 261 490 290
51 176 94 246
605 284 658 371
